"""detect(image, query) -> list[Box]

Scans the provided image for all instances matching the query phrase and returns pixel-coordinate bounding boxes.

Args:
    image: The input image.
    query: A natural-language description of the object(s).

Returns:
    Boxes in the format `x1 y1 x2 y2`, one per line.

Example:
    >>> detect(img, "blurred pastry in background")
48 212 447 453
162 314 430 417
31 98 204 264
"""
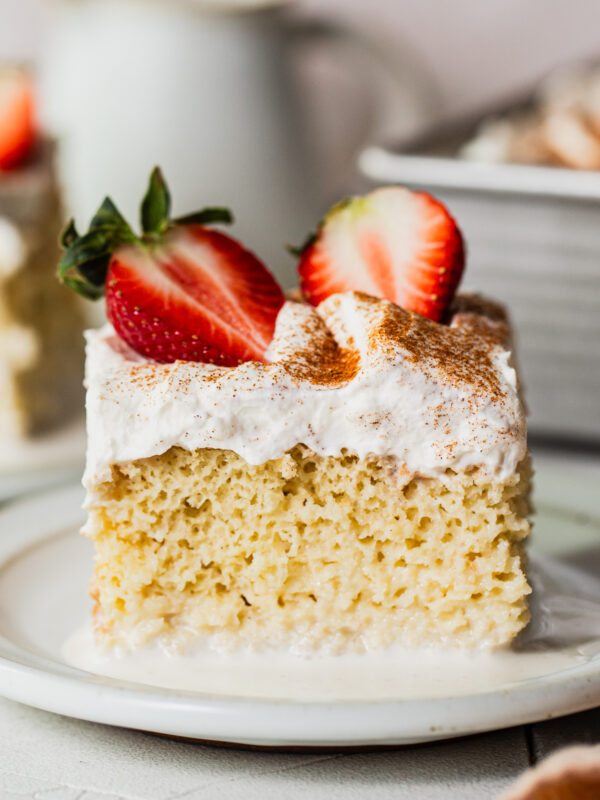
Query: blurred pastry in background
461 62 600 170
0 66 84 440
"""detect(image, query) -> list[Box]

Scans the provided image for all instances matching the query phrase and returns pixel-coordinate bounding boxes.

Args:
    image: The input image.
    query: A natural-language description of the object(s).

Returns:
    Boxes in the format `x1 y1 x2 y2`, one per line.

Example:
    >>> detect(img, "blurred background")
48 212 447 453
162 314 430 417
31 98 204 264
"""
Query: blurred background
0 0 599 497
6 0 600 118
4 0 600 268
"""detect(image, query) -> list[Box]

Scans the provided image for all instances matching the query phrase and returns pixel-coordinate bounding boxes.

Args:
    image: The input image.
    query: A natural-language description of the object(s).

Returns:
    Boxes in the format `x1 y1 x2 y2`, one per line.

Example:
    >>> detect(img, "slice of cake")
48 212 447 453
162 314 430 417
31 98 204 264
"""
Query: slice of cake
60 171 531 653
0 67 84 439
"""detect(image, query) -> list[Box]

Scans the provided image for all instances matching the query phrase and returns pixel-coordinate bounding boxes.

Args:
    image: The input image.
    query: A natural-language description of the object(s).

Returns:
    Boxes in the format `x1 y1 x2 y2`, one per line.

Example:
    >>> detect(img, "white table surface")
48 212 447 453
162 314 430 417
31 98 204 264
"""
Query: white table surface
0 446 598 800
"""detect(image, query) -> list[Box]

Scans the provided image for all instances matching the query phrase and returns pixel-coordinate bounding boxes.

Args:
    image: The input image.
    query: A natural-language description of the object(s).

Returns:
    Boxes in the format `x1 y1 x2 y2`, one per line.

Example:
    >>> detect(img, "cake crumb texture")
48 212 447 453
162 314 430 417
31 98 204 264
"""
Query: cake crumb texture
87 445 532 651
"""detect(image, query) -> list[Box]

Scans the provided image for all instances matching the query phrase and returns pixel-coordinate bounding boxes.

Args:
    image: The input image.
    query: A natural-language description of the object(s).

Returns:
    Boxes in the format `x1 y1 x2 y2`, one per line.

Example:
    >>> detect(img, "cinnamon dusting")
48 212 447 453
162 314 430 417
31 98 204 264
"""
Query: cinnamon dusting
282 323 360 387
372 295 507 401
104 292 513 402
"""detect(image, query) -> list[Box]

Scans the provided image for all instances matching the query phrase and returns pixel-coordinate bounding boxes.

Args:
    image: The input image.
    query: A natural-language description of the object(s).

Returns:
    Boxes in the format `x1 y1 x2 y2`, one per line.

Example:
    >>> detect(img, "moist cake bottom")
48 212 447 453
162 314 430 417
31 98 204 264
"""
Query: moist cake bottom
86 444 532 653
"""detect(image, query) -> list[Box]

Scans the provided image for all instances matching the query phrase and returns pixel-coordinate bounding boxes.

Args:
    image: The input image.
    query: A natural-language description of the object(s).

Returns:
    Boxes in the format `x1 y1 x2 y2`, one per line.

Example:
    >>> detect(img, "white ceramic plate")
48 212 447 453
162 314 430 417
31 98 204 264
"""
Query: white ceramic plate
0 463 599 748
0 417 86 502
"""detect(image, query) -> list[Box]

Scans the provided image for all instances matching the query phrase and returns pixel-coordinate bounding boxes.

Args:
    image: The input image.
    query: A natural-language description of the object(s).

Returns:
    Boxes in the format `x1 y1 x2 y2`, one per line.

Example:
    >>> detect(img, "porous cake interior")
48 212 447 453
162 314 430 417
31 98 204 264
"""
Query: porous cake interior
87 445 532 651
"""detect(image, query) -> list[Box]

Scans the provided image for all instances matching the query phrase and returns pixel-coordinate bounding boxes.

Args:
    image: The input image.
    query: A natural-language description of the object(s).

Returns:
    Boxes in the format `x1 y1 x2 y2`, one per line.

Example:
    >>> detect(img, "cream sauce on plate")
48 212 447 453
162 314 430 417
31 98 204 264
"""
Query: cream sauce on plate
63 557 600 702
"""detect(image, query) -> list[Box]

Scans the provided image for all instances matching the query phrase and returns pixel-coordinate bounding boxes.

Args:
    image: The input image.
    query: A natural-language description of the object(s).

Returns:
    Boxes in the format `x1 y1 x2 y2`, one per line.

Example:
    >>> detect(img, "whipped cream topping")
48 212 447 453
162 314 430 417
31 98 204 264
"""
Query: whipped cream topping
83 292 526 486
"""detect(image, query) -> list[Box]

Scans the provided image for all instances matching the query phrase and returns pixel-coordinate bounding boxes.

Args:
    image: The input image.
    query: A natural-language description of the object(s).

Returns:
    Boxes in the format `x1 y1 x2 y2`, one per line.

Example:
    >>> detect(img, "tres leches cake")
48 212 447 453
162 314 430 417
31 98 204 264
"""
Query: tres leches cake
0 66 84 439
60 170 531 655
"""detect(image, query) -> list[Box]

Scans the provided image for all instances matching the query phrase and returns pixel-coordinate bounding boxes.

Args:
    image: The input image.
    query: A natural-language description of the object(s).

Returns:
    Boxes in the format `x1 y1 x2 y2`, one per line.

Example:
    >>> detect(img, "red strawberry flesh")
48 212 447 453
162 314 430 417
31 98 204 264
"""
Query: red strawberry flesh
298 187 465 322
106 226 285 365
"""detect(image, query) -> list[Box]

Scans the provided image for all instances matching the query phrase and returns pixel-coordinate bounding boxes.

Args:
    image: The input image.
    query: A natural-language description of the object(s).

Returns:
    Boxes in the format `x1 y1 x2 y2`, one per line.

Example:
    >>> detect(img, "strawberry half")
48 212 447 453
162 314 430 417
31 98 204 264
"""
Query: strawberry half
0 67 35 170
297 187 465 322
58 168 285 365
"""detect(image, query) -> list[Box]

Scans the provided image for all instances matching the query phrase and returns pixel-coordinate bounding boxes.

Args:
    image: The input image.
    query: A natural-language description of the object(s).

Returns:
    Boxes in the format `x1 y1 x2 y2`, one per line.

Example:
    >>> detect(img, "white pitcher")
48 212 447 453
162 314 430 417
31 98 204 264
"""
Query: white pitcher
40 0 435 285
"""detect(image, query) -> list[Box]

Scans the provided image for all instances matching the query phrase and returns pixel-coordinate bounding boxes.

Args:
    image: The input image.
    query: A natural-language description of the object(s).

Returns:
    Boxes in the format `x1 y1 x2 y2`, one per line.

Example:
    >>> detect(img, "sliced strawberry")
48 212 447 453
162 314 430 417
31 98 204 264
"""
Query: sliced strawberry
58 168 284 364
106 226 284 364
297 187 465 322
0 68 35 170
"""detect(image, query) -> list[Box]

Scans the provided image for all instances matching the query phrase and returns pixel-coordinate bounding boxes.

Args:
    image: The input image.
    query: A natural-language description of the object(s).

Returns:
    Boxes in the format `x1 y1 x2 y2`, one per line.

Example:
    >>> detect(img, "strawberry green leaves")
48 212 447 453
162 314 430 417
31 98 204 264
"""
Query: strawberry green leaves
58 167 234 301
140 166 171 235
60 219 79 249
174 208 233 226
91 197 133 238
59 229 119 300
140 166 232 235
58 197 136 300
